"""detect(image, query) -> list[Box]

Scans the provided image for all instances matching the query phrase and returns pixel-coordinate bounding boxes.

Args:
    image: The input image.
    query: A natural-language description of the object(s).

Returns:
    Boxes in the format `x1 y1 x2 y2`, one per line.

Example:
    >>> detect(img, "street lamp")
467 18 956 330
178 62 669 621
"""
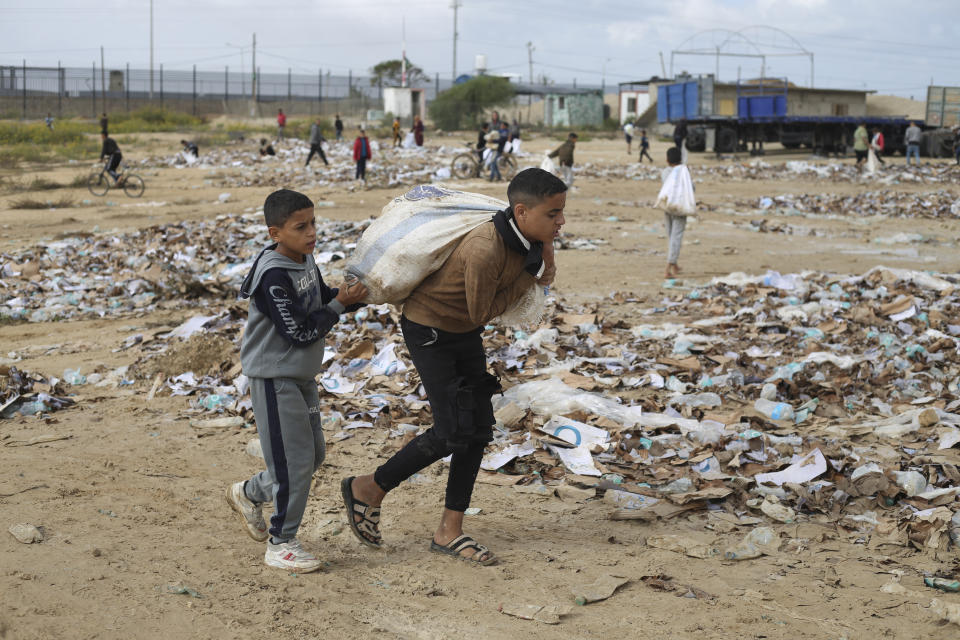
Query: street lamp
602 57 611 93
226 43 246 100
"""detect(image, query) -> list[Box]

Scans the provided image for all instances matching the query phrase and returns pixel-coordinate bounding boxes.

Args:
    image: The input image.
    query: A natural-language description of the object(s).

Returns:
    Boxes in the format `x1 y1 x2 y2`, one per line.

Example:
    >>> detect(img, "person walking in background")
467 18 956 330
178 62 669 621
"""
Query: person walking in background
623 120 635 155
412 115 425 147
392 117 401 147
510 118 521 154
353 126 372 182
276 109 287 141
335 114 344 141
638 128 653 163
904 121 922 166
548 132 578 187
870 127 886 166
489 120 510 182
853 122 869 173
99 112 109 136
45 113 55 130
656 146 696 279
305 118 329 167
476 122 490 163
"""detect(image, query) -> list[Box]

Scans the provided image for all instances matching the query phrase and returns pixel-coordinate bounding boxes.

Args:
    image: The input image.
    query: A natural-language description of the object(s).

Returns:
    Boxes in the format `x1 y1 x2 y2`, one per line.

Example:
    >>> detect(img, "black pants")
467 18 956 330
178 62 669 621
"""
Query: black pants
373 316 499 512
106 153 122 178
355 157 366 180
305 144 328 166
639 147 653 162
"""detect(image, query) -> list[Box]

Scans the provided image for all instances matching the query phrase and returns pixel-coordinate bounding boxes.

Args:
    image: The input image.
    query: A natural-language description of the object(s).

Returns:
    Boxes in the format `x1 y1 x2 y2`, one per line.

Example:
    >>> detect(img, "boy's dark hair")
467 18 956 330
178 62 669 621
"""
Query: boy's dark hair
667 146 682 165
568 132 578 139
263 189 313 228
507 168 567 209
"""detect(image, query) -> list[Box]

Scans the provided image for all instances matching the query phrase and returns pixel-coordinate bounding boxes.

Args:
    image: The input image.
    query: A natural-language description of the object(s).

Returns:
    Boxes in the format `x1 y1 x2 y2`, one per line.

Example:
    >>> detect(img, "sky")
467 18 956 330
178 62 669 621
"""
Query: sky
1 0 958 98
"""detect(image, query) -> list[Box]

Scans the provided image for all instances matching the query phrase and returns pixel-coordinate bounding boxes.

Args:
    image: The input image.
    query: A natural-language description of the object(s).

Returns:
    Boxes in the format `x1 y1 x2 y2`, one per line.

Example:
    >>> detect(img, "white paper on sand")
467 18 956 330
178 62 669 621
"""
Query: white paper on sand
549 444 601 476
168 315 217 340
481 438 537 471
754 448 827 486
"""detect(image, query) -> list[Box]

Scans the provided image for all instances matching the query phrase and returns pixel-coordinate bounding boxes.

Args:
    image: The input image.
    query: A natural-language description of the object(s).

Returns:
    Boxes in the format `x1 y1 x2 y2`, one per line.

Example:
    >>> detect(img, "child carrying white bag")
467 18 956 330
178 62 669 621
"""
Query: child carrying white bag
654 146 696 279
344 184 545 326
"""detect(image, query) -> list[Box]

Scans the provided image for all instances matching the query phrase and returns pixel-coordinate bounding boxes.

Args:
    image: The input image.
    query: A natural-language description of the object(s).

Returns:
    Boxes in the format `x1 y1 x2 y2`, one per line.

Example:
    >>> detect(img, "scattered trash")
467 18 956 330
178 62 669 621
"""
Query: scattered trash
499 602 571 624
924 577 960 593
166 584 203 598
724 527 778 560
571 574 630 605
8 523 44 544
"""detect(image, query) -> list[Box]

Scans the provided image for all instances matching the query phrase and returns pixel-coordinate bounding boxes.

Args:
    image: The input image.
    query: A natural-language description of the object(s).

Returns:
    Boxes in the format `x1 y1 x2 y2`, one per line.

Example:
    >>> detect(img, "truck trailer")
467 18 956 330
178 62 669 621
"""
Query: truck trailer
657 75 955 157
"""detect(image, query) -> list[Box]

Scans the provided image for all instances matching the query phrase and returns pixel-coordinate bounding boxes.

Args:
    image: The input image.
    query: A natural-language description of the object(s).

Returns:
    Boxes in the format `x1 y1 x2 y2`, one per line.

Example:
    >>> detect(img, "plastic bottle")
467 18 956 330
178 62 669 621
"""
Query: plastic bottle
724 526 777 560
200 394 225 410
63 368 87 385
754 398 795 421
760 383 777 400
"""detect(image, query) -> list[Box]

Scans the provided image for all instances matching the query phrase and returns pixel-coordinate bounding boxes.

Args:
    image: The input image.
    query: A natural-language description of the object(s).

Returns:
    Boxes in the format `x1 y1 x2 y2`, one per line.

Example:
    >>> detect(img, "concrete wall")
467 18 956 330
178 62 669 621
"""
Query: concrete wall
544 92 603 128
382 87 426 125
619 90 650 123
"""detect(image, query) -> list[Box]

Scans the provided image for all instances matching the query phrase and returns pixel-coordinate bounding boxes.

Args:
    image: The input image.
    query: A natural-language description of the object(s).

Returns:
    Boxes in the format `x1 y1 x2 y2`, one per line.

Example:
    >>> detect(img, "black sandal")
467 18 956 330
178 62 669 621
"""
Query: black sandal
430 534 497 566
340 477 382 548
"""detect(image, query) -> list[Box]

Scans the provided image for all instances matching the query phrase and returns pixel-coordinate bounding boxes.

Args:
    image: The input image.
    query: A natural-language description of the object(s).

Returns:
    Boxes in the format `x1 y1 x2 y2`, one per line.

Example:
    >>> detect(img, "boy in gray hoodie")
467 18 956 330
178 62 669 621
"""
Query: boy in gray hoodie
226 188 367 573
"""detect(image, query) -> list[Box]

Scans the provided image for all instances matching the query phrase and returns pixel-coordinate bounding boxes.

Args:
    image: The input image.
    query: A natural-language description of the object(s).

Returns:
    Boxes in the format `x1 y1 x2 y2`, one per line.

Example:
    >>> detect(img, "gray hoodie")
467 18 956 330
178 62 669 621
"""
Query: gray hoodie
239 246 345 380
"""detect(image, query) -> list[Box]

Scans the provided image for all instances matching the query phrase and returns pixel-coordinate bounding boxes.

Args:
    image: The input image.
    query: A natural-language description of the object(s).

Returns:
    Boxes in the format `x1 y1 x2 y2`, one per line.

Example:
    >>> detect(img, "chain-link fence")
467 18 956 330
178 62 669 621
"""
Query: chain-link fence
0 63 460 121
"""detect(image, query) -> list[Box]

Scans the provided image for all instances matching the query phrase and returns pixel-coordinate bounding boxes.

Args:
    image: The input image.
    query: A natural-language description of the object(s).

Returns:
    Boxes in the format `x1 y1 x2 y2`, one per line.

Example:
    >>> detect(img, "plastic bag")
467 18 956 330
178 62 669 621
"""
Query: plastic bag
493 377 642 427
401 131 416 149
655 165 696 216
540 154 556 174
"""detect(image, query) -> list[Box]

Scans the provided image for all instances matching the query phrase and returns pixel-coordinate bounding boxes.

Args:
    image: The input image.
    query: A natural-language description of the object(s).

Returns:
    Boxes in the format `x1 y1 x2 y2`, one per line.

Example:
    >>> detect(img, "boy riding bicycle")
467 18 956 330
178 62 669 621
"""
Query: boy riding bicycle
100 133 125 185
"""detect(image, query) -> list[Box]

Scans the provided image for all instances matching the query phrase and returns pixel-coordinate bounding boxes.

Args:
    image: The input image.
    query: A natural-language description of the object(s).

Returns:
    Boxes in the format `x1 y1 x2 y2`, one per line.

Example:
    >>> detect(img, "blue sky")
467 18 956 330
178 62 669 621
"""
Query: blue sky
1 0 957 98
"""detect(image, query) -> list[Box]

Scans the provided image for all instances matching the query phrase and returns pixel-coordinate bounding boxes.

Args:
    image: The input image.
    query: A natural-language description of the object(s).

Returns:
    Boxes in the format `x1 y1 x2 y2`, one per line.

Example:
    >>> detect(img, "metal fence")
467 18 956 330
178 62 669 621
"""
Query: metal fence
0 62 459 120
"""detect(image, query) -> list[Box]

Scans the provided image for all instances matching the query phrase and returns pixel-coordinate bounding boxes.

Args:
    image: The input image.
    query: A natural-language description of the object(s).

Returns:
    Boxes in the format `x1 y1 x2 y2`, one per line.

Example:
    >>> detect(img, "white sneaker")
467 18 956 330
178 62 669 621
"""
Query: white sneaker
264 539 322 573
225 482 268 541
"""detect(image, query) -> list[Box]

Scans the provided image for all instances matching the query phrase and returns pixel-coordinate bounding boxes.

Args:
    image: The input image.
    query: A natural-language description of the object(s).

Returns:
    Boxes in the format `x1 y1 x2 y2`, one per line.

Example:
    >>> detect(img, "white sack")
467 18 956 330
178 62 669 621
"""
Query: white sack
344 185 545 327
540 154 556 174
655 165 696 216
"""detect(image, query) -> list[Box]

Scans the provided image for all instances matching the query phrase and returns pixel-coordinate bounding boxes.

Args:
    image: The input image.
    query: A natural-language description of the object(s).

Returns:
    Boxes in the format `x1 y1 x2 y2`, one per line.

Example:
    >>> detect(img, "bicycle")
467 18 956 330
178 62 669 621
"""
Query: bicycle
450 141 517 180
87 160 145 198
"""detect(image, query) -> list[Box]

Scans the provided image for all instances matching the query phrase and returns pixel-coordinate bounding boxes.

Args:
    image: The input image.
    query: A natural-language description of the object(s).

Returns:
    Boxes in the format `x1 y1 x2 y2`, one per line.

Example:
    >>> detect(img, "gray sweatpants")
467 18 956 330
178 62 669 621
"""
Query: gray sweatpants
245 376 325 541
664 213 687 265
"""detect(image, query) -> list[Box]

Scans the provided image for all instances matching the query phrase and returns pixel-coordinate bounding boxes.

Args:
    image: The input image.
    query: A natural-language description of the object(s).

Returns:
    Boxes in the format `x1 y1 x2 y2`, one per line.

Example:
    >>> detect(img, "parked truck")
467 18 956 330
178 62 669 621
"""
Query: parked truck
657 75 956 157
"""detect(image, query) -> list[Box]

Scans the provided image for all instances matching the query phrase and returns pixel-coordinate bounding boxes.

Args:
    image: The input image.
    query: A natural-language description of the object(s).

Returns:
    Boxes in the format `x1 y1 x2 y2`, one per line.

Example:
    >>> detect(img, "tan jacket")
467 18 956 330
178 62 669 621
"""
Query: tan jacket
548 139 575 166
403 221 535 333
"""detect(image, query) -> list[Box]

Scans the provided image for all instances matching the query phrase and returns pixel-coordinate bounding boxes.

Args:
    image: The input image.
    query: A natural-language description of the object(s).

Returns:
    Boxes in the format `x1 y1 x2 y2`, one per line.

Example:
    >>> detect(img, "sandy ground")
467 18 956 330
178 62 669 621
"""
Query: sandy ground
1 130 959 640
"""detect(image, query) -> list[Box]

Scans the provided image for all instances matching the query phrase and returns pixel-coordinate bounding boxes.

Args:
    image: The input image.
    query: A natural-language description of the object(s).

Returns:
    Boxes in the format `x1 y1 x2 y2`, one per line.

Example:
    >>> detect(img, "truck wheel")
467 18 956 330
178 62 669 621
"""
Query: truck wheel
716 128 737 153
686 127 706 152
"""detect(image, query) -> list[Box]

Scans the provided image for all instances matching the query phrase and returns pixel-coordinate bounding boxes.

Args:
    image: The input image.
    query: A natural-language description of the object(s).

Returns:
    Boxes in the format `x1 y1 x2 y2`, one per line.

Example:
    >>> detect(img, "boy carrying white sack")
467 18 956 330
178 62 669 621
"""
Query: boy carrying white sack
655 145 696 279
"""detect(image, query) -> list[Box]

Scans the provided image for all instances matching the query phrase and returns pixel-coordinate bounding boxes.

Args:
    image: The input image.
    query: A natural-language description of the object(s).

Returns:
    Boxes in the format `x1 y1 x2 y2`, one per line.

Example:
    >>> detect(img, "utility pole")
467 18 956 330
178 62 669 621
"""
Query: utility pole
526 42 534 123
401 16 407 88
149 0 154 98
100 46 106 111
251 32 257 104
451 0 461 82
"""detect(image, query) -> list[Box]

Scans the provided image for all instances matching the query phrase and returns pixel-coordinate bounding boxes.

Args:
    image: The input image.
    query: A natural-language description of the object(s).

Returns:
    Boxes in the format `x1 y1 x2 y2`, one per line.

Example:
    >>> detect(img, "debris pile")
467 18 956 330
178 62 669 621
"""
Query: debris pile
0 213 366 322
730 190 960 220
